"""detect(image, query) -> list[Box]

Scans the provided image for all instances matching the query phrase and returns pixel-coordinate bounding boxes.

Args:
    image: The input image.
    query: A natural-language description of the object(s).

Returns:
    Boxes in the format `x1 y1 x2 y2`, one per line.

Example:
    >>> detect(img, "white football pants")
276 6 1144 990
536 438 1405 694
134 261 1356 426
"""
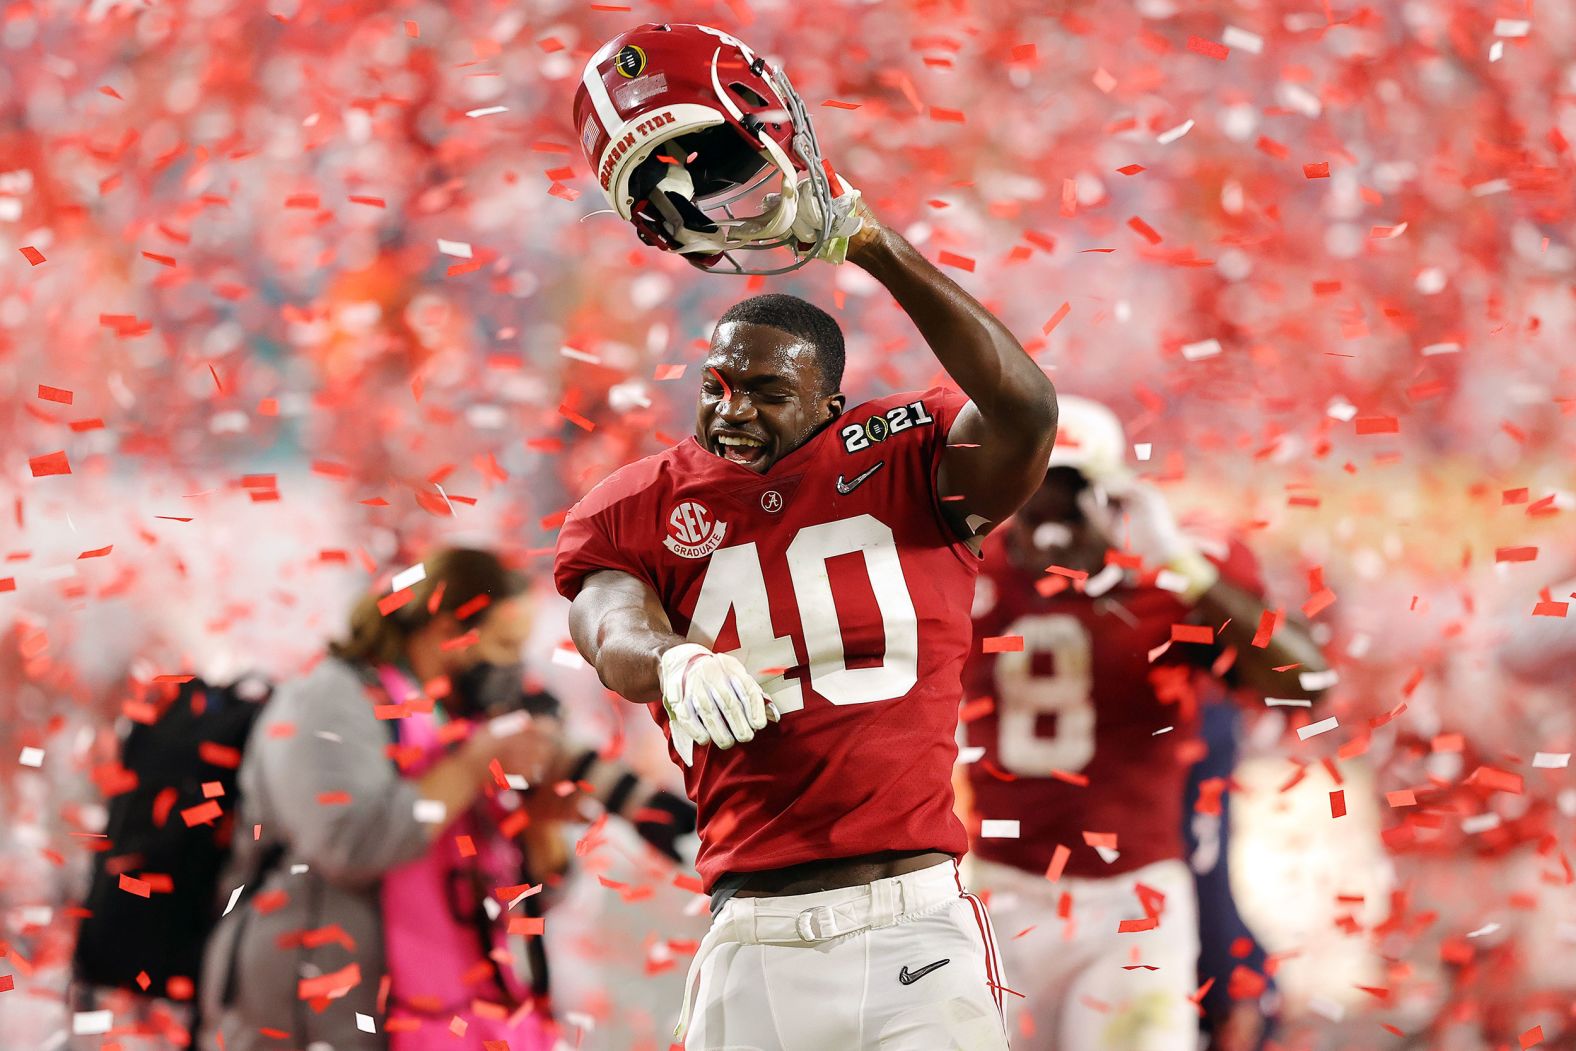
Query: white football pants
678 860 1011 1050
967 857 1201 1051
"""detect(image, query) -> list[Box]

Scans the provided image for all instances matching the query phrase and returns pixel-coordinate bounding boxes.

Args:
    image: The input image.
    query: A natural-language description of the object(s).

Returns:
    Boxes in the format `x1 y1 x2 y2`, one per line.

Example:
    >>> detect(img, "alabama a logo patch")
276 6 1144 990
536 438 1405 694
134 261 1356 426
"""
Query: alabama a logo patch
664 499 727 559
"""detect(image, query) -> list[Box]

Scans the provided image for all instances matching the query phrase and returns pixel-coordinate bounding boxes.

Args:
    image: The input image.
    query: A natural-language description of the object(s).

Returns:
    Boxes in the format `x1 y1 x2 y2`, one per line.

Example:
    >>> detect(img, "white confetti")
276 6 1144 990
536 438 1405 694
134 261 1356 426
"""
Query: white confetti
1326 397 1358 421
1467 921 1503 938
1084 563 1124 597
551 645 588 669
1462 813 1501 834
436 238 473 259
222 884 246 917
1300 669 1339 691
1493 18 1529 37
414 799 448 824
18 747 44 768
1267 697 1314 708
1533 752 1571 769
980 820 1020 839
1277 82 1322 118
956 746 985 765
73 1011 113 1036
1489 40 1504 62
390 562 426 592
1421 341 1462 356
466 105 508 118
1297 716 1340 740
1470 178 1510 196
1156 119 1194 145
1152 726 1174 736
1094 845 1121 864
356 1013 377 1034
1134 442 1152 461
1221 26 1263 54
1180 338 1222 361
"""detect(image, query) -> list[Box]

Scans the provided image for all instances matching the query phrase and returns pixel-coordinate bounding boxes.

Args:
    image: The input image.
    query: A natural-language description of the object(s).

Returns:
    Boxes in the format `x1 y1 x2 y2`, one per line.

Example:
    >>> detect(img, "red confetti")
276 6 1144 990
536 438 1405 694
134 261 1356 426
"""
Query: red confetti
1126 217 1162 244
118 874 152 898
1186 36 1229 60
1042 302 1071 335
28 451 70 477
981 636 1023 653
19 246 45 265
1355 416 1399 435
1044 844 1071 882
36 385 73 404
1303 162 1331 179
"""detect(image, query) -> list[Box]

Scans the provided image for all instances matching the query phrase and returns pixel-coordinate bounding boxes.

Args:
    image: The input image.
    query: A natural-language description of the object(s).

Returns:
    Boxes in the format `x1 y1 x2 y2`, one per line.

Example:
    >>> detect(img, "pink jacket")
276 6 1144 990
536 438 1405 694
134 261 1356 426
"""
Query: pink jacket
377 666 558 1051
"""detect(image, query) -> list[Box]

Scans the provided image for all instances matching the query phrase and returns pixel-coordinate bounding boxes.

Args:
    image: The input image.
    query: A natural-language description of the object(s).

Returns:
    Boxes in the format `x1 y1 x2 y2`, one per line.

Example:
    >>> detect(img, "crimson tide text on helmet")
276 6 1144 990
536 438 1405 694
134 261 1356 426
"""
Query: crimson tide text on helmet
573 23 838 275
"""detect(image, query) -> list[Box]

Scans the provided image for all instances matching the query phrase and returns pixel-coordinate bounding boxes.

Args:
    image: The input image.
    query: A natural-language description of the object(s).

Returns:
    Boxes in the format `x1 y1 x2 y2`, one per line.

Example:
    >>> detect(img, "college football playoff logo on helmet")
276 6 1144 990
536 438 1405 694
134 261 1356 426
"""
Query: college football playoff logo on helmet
664 500 727 558
614 44 646 78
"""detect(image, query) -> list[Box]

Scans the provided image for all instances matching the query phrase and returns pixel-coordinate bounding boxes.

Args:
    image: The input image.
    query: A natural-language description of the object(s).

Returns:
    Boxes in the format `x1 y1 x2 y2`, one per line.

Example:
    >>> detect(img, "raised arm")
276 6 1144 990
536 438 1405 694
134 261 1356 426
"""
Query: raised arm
1195 581 1329 701
847 213 1058 541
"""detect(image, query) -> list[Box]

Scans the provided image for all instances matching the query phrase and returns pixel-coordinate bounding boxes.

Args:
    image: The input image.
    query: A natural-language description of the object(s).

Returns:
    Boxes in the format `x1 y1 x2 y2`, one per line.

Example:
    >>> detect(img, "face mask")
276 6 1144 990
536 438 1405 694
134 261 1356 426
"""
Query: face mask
449 660 525 718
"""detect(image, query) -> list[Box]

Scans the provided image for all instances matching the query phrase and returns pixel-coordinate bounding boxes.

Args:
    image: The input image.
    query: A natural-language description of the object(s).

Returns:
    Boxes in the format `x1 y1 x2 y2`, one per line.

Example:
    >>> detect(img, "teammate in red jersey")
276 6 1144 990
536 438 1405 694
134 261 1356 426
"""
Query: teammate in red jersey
958 396 1329 1051
553 189 1056 1046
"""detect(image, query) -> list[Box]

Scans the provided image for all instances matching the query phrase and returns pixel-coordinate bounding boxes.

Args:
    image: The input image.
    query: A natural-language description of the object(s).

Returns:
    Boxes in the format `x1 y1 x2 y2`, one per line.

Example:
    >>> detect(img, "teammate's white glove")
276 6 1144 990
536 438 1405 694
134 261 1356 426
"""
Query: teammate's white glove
1079 479 1219 602
658 643 771 753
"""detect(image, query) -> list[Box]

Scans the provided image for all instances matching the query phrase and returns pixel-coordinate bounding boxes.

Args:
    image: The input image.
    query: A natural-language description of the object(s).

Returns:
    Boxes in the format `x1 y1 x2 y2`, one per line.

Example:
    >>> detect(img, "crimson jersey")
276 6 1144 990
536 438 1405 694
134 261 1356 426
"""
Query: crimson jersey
963 533 1263 879
554 388 977 890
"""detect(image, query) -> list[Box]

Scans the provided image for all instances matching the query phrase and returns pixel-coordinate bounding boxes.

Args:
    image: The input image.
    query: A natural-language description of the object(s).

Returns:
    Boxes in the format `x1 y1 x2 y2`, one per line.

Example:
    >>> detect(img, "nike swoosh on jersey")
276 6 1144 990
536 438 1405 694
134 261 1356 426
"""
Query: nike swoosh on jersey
897 958 950 985
835 461 885 495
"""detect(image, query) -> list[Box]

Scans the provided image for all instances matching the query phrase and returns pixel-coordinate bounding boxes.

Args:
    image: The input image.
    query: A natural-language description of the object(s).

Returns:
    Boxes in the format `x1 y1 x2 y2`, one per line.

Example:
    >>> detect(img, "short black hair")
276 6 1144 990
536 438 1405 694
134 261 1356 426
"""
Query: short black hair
716 293 845 393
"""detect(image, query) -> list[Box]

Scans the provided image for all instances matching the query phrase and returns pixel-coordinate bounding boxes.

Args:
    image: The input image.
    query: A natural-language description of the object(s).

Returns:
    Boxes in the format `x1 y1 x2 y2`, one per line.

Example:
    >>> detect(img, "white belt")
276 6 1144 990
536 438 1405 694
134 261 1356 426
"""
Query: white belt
674 860 961 1041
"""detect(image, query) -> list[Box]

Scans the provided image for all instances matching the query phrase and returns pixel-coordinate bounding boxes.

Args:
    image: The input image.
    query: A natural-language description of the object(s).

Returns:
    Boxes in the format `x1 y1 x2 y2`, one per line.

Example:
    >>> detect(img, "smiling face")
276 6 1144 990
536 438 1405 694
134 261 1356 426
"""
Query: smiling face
695 321 845 474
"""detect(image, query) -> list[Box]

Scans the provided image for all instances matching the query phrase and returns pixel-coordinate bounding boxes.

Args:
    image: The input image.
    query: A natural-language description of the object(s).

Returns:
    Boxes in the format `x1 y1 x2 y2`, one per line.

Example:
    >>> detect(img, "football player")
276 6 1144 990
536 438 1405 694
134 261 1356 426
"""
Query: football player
555 62 1059 1051
556 249 1054 1049
959 396 1328 1051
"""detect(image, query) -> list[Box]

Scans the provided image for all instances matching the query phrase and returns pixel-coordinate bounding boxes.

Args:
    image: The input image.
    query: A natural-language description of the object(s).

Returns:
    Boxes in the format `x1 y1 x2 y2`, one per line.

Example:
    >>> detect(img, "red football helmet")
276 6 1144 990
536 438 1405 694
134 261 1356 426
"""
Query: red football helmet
573 23 837 275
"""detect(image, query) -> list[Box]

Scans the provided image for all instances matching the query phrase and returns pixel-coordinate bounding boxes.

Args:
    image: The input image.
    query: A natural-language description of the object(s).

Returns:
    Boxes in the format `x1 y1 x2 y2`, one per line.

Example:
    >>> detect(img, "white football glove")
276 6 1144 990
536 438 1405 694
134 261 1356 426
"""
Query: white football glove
658 643 772 754
1079 480 1219 602
789 172 865 264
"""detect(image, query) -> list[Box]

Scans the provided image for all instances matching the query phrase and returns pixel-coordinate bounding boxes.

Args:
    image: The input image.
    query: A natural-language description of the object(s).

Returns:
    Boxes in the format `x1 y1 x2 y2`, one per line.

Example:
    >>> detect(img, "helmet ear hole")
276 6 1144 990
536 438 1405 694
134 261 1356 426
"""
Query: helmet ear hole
727 82 770 108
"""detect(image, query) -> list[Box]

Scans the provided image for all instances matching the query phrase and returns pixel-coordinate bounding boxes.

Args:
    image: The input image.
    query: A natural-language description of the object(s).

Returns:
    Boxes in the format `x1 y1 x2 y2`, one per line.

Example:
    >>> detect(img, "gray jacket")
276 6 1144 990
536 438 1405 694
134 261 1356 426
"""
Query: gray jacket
200 657 429 1051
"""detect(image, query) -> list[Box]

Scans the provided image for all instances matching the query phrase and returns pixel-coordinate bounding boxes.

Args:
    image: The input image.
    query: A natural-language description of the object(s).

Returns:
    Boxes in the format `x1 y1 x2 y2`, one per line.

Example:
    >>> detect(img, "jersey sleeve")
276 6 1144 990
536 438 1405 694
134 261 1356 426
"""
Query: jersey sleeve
910 385 973 544
552 499 652 601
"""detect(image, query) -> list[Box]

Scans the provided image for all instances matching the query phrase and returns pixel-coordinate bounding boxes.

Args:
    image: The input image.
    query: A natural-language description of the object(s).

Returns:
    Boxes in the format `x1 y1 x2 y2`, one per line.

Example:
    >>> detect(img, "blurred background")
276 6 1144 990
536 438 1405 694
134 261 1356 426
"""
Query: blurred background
1 0 1573 1048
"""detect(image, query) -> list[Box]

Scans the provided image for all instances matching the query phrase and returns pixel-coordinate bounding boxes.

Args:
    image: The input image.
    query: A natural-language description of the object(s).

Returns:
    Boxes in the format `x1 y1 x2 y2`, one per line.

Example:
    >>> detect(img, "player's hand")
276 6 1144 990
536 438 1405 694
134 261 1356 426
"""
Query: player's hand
786 171 867 265
1079 479 1220 600
473 711 557 784
657 643 772 750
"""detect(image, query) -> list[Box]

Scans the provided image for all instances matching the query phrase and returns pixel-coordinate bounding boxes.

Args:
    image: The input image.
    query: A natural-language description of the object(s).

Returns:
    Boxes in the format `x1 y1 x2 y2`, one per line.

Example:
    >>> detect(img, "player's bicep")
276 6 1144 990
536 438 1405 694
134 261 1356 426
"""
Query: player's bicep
937 399 1057 543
